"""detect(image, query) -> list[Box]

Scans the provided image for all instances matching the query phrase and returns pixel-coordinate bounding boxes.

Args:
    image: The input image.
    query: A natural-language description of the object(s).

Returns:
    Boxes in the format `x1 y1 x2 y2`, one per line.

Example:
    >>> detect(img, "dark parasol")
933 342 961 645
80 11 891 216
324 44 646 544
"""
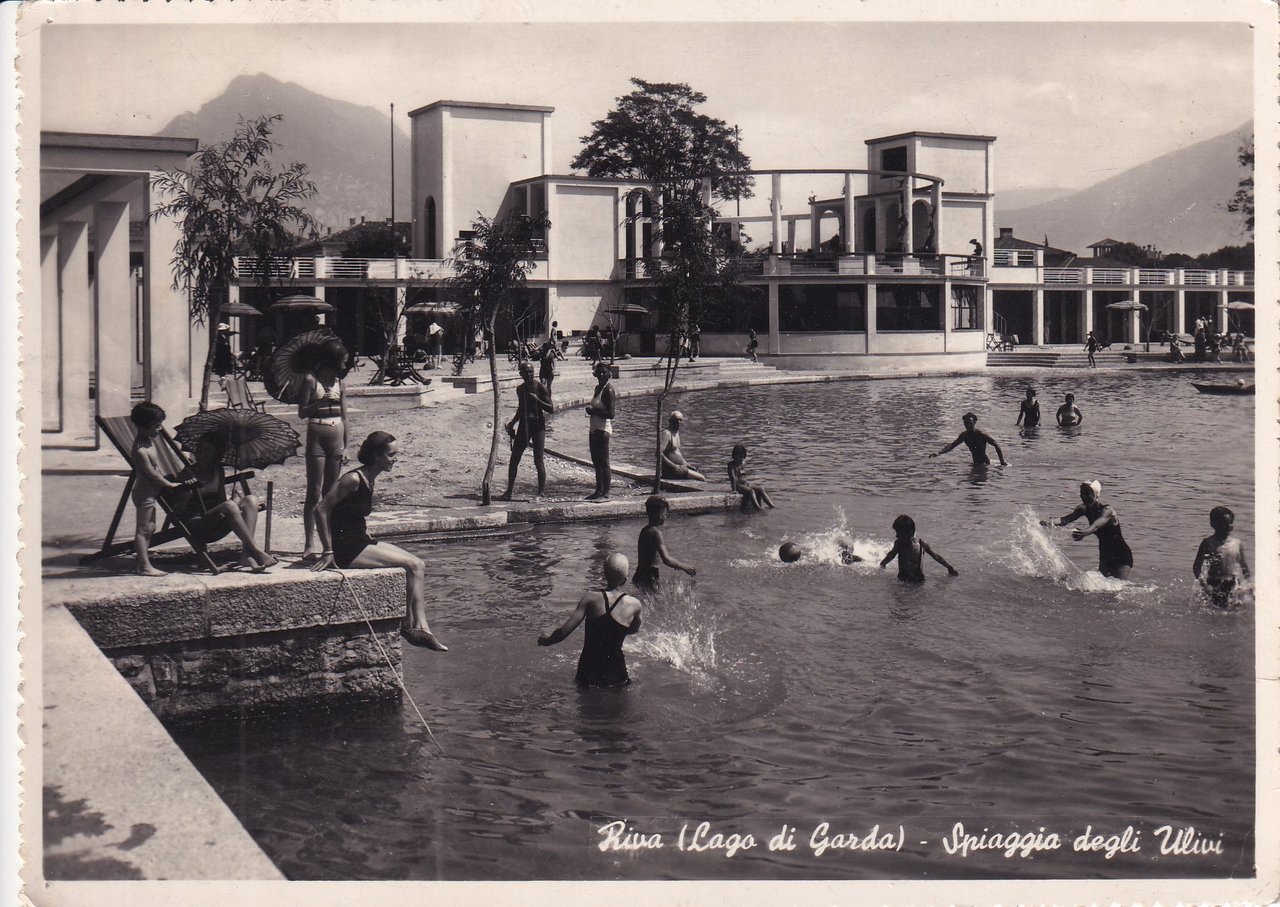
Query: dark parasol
175 409 302 470
263 328 346 404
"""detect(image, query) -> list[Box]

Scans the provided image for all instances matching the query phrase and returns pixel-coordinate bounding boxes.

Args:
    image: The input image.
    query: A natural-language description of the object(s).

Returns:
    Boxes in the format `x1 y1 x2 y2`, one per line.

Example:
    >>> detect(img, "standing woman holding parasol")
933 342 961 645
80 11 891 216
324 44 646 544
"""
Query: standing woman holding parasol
299 337 351 561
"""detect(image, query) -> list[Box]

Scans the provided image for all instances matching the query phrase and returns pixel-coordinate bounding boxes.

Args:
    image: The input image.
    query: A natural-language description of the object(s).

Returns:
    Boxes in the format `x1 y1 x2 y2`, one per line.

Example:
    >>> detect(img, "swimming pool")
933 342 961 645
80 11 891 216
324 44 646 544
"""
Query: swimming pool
172 371 1255 880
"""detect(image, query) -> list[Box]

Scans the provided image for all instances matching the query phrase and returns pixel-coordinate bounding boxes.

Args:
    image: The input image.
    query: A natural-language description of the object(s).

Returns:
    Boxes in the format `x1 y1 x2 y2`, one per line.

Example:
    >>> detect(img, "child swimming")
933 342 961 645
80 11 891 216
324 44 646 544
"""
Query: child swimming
1193 505 1250 607
879 515 958 582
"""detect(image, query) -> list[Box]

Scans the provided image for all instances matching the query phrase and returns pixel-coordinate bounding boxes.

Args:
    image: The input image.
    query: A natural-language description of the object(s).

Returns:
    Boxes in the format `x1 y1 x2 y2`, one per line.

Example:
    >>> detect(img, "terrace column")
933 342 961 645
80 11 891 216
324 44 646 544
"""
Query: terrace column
1032 288 1045 346
1083 289 1094 337
41 233 60 431
901 180 913 255
143 178 196 419
843 173 855 253
767 282 780 355
57 220 93 444
865 281 877 354
94 201 134 418
930 181 942 252
1174 287 1186 335
313 286 331 327
771 172 783 254
1217 291 1229 333
395 287 408 345
942 279 952 351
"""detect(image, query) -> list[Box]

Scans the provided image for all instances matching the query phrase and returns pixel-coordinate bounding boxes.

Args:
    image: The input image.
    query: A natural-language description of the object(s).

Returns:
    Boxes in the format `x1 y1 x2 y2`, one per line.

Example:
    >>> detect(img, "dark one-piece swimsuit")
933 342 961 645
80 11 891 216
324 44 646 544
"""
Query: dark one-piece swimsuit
576 589 640 687
331 469 378 568
1089 505 1134 577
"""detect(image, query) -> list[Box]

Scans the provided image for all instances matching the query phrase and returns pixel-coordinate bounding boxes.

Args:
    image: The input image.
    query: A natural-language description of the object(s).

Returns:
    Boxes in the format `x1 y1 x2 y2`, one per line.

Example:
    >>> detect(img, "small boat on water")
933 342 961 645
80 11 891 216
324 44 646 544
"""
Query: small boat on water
1192 381 1255 396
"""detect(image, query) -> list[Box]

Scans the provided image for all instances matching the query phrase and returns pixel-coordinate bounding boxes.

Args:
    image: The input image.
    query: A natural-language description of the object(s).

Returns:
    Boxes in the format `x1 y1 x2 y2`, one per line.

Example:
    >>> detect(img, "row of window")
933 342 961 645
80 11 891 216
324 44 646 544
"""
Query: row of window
777 284 982 332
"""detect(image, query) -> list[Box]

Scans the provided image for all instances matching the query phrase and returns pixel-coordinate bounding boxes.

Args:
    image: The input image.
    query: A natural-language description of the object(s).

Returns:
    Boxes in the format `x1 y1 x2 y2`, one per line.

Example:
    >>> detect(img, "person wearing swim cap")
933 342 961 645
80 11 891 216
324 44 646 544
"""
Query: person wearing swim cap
538 552 642 687
660 411 707 481
1043 481 1133 579
930 412 1007 467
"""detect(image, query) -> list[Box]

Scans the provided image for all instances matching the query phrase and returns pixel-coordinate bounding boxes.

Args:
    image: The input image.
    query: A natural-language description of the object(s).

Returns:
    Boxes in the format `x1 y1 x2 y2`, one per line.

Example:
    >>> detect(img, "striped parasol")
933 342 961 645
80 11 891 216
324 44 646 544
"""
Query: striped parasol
175 409 302 470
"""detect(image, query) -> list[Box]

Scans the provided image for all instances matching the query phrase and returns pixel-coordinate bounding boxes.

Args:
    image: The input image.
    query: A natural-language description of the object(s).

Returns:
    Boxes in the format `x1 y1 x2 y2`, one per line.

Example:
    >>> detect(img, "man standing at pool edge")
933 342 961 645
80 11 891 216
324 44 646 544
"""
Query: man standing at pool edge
930 412 1007 467
585 362 616 501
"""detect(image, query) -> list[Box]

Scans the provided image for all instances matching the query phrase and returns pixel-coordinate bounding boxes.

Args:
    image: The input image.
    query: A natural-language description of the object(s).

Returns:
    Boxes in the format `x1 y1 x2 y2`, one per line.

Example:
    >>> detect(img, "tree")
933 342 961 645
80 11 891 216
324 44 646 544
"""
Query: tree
571 78 753 202
151 115 317 410
641 188 748 490
1226 136 1254 235
574 79 751 490
442 210 551 505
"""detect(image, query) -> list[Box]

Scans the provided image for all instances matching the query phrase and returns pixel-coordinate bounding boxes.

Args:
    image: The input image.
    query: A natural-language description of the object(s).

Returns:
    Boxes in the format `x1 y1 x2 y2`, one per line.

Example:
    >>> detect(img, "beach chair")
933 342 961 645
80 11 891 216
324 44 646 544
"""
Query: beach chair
225 374 267 413
81 415 267 574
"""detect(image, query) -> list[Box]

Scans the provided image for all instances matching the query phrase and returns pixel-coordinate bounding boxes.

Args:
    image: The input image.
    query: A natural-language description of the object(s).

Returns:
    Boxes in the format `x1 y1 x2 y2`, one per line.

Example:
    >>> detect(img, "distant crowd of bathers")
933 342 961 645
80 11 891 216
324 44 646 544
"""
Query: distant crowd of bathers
123 328 1251 685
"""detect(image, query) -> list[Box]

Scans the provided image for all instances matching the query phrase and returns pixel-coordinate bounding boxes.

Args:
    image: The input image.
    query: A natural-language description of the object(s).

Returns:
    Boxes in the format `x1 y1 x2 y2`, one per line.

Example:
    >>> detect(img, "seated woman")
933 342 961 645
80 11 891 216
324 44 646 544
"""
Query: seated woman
177 431 277 571
312 431 447 651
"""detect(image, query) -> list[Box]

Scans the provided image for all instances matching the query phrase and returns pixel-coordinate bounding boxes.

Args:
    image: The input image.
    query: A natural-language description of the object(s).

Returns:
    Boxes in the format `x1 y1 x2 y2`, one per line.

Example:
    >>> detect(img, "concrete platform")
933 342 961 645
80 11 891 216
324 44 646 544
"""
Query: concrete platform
41 605 284 880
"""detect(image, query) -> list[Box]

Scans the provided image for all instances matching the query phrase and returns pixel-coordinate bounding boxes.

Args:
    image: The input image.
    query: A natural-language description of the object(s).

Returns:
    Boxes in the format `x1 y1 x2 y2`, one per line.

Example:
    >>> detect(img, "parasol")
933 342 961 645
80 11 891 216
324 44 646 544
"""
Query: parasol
604 304 650 316
1218 300 1255 311
264 328 346 404
1105 299 1147 311
270 295 336 314
220 302 264 317
175 409 301 470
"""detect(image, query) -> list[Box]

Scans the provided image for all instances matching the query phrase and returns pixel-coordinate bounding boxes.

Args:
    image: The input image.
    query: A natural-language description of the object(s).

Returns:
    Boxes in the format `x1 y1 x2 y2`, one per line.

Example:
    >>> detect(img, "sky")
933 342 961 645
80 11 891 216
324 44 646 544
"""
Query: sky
35 14 1255 197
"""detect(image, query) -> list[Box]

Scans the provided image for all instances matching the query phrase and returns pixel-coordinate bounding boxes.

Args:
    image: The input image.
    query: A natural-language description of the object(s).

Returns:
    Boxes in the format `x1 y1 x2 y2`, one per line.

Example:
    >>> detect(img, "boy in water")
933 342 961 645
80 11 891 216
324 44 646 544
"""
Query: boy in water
879 515 958 582
1016 387 1041 430
1056 393 1083 427
1193 506 1250 607
129 402 196 576
727 444 776 512
634 495 697 591
779 536 862 565
930 412 1007 467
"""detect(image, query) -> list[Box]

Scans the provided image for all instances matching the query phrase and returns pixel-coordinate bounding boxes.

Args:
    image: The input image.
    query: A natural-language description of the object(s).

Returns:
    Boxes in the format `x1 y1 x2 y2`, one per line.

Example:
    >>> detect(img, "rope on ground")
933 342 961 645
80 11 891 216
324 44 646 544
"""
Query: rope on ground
337 570 445 756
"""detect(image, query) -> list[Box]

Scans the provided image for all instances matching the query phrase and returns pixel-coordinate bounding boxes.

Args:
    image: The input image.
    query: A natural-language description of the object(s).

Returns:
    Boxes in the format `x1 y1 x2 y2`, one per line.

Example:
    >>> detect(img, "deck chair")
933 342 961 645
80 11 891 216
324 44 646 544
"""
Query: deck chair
225 374 267 412
81 415 268 574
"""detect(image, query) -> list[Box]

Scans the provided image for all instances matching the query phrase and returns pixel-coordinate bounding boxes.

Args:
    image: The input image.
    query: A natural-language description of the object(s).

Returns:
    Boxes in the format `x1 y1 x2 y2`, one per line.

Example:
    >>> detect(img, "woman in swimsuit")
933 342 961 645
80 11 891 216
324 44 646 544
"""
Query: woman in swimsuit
300 338 350 561
312 431 447 651
179 431 277 571
1045 480 1133 579
538 552 642 687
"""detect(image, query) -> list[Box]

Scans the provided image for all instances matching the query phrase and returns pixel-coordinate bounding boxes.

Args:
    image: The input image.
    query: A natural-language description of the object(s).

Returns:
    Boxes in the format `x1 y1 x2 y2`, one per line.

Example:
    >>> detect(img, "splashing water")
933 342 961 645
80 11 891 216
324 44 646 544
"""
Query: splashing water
630 578 718 678
1007 508 1144 595
730 510 891 570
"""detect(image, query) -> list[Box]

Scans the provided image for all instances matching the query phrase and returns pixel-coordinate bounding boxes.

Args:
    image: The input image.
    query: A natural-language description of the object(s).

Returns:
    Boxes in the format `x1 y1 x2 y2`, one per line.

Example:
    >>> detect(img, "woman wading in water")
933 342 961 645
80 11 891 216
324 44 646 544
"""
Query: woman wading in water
1044 480 1133 579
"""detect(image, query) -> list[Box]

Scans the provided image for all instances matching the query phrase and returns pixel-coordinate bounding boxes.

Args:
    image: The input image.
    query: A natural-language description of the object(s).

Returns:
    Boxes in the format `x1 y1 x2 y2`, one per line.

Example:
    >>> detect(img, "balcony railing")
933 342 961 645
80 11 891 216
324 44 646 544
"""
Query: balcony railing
234 257 460 283
623 252 985 280
1036 266 1252 287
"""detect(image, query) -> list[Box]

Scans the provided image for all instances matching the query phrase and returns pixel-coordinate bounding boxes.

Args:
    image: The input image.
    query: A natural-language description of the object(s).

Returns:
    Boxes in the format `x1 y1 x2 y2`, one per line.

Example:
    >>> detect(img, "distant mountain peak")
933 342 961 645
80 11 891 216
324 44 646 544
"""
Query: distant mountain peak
157 77 413 233
997 126 1252 255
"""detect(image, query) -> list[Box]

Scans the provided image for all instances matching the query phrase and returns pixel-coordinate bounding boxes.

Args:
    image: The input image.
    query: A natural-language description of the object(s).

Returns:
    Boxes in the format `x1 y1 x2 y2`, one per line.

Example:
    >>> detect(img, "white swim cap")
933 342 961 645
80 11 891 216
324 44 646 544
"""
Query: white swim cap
1089 480 1102 496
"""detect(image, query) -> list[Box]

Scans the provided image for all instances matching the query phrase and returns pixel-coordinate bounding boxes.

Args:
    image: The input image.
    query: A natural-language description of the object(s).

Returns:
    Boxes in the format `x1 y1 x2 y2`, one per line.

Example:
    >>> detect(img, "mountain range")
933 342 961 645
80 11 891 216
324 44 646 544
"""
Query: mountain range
159 74 412 233
996 126 1252 256
160 74 1253 255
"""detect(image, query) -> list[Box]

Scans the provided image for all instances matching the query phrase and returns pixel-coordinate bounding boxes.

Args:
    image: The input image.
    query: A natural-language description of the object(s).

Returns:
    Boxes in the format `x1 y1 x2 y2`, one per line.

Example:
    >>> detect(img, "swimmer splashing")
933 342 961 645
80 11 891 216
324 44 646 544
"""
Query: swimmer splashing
1042 481 1133 580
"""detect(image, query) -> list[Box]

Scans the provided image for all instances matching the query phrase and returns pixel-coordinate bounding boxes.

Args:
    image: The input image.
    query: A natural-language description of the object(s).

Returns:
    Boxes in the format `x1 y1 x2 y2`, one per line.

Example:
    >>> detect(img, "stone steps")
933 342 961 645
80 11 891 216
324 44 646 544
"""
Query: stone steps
987 349 1134 368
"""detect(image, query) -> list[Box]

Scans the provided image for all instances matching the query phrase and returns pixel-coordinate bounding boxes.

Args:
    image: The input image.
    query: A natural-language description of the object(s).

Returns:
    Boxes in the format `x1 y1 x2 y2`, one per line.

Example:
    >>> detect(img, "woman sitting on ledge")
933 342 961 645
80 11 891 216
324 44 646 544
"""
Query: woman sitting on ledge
312 430 447 651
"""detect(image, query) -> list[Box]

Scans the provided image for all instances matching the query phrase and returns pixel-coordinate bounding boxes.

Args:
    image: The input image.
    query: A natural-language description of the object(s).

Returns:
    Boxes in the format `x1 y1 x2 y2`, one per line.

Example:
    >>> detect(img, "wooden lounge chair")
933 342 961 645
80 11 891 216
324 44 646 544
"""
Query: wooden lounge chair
224 374 267 412
81 415 268 574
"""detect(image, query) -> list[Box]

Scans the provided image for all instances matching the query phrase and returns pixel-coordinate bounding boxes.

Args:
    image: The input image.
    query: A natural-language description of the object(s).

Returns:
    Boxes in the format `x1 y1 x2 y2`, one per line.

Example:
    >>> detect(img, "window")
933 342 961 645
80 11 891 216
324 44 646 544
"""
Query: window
876 284 941 331
951 285 981 330
880 146 908 173
779 285 866 332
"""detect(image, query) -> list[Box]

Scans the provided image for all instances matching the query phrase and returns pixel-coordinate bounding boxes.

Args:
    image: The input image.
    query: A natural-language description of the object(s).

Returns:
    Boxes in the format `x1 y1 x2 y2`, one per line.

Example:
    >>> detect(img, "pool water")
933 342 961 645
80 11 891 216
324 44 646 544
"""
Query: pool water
171 372 1255 881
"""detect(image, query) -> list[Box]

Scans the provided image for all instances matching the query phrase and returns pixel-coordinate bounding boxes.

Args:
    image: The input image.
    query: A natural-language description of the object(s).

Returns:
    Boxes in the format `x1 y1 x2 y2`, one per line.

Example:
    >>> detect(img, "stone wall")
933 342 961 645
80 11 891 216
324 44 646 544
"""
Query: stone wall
105 621 402 721
53 568 406 720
